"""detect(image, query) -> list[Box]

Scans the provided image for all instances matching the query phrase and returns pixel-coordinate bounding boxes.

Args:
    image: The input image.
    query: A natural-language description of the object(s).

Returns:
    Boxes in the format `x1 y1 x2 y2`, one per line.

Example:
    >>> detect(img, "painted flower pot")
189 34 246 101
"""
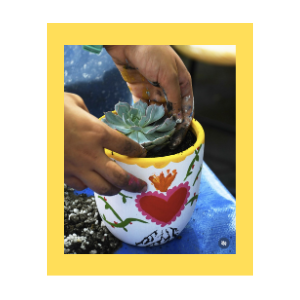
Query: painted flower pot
95 118 205 247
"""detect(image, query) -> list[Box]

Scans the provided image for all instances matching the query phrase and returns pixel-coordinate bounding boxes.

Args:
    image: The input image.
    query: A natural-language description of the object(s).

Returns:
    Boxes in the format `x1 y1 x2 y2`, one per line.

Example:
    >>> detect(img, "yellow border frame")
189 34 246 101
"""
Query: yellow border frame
48 23 253 275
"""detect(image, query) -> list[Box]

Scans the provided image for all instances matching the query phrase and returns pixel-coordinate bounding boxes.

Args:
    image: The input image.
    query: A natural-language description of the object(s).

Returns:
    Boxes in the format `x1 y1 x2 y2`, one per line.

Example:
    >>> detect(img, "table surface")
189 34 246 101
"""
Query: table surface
65 45 236 254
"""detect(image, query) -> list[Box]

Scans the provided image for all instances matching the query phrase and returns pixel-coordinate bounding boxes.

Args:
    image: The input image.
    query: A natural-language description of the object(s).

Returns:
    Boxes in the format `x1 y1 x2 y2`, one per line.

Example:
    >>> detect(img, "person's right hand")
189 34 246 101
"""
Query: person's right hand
64 92 148 196
104 45 194 150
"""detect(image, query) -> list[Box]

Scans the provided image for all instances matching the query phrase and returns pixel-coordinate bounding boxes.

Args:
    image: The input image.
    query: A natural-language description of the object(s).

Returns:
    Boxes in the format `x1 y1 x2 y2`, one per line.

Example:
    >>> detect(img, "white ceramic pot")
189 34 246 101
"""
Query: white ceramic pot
95 119 205 247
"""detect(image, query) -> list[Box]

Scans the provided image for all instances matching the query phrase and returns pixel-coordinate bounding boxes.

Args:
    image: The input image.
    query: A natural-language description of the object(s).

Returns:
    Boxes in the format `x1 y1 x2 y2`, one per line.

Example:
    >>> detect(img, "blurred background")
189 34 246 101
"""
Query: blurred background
173 45 236 197
64 45 236 197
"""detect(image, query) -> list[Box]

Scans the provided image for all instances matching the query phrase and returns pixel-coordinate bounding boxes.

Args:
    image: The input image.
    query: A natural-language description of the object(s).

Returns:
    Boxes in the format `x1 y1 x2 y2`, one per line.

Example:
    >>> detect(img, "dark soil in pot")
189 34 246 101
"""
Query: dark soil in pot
146 129 197 158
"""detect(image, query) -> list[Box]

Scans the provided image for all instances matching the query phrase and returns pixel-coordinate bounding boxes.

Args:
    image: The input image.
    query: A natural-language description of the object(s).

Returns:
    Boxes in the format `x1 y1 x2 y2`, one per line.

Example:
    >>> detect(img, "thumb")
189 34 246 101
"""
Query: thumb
100 122 147 158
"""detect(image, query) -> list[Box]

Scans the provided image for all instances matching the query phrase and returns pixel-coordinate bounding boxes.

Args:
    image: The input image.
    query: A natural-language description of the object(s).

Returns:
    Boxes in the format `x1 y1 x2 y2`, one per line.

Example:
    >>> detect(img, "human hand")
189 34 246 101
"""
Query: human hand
64 93 148 195
104 45 194 150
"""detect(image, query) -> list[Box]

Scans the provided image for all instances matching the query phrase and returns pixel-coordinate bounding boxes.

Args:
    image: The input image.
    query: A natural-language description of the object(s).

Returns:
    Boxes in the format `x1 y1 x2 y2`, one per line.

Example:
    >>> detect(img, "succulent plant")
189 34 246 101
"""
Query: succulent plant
102 100 177 152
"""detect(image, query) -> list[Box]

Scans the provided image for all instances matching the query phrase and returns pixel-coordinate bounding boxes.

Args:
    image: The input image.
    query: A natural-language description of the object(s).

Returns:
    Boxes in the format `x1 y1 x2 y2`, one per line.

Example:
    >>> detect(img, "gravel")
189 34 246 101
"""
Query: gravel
64 184 122 254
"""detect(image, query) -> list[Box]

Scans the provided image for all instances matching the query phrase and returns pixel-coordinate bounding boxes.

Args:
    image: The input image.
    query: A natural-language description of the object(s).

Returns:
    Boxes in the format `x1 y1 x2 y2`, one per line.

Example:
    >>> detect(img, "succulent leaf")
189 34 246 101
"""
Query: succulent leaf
138 116 148 127
133 118 140 125
152 135 170 145
145 128 176 141
128 131 138 142
137 132 150 144
142 125 160 135
145 104 165 126
115 102 130 116
126 118 135 126
131 126 142 131
102 118 132 134
102 100 177 152
105 112 127 127
156 117 176 132
128 108 139 118
133 101 148 117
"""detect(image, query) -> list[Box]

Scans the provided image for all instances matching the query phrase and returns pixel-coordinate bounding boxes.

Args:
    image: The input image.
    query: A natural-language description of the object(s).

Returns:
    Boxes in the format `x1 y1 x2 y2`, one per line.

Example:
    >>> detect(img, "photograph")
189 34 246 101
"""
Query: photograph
63 44 236 254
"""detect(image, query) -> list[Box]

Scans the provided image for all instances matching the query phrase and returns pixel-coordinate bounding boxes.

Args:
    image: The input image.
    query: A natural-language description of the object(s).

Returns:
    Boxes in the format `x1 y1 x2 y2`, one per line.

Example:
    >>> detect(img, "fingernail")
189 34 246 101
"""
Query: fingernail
140 184 148 193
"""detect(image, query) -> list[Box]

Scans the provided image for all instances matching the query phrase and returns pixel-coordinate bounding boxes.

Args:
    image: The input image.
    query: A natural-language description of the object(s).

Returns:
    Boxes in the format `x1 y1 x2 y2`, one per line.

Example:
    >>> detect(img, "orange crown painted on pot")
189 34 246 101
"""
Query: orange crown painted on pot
149 169 177 192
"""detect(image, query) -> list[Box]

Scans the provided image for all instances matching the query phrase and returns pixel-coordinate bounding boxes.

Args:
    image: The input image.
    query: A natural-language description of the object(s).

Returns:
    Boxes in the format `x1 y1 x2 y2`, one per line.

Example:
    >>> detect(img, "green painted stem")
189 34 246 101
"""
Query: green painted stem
185 194 199 206
193 164 203 186
184 144 202 181
118 192 132 204
98 195 122 222
103 214 147 229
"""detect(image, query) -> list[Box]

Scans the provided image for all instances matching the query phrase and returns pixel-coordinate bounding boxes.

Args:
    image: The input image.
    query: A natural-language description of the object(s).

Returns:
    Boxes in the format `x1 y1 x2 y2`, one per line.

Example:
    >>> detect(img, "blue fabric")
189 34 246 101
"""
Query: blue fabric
64 45 132 118
66 45 236 254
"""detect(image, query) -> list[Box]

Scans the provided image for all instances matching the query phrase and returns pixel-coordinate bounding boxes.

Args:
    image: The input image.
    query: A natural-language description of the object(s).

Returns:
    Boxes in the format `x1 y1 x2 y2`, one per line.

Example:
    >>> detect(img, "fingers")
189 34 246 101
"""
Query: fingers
157 69 183 121
169 59 194 150
177 64 194 124
169 93 194 150
114 64 145 84
65 176 87 191
128 82 168 114
94 157 148 194
128 82 167 104
169 120 191 150
80 170 121 196
100 122 147 158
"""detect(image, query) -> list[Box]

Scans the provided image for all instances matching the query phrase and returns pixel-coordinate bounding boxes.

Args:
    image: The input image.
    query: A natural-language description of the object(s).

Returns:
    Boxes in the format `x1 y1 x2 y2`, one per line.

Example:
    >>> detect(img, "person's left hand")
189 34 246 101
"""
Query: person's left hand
105 45 194 150
64 93 148 195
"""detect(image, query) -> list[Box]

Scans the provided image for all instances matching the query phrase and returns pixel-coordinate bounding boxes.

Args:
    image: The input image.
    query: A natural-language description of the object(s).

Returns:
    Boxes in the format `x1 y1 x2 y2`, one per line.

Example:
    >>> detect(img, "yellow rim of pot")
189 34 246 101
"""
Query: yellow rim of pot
100 114 205 169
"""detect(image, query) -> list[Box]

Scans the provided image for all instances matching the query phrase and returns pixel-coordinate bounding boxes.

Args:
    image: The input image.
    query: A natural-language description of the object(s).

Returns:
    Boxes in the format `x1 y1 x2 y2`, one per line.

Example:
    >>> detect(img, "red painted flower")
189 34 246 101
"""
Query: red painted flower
111 225 115 228
197 147 200 150
130 222 132 225
104 197 107 202
192 164 195 169
114 221 118 224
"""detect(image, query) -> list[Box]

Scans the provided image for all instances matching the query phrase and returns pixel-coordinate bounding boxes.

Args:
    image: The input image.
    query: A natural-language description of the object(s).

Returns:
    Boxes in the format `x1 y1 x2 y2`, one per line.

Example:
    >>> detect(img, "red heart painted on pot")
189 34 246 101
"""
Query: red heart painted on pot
135 182 190 227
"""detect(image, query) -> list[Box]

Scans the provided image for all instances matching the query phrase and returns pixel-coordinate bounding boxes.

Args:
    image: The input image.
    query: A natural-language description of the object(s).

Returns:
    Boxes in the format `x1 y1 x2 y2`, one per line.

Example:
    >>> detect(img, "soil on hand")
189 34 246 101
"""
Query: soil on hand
146 130 197 158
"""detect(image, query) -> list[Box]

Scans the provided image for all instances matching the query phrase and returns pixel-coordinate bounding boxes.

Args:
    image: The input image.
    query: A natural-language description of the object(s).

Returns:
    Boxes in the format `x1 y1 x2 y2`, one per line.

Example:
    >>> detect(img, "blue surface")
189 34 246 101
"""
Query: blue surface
65 45 236 254
64 45 132 117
